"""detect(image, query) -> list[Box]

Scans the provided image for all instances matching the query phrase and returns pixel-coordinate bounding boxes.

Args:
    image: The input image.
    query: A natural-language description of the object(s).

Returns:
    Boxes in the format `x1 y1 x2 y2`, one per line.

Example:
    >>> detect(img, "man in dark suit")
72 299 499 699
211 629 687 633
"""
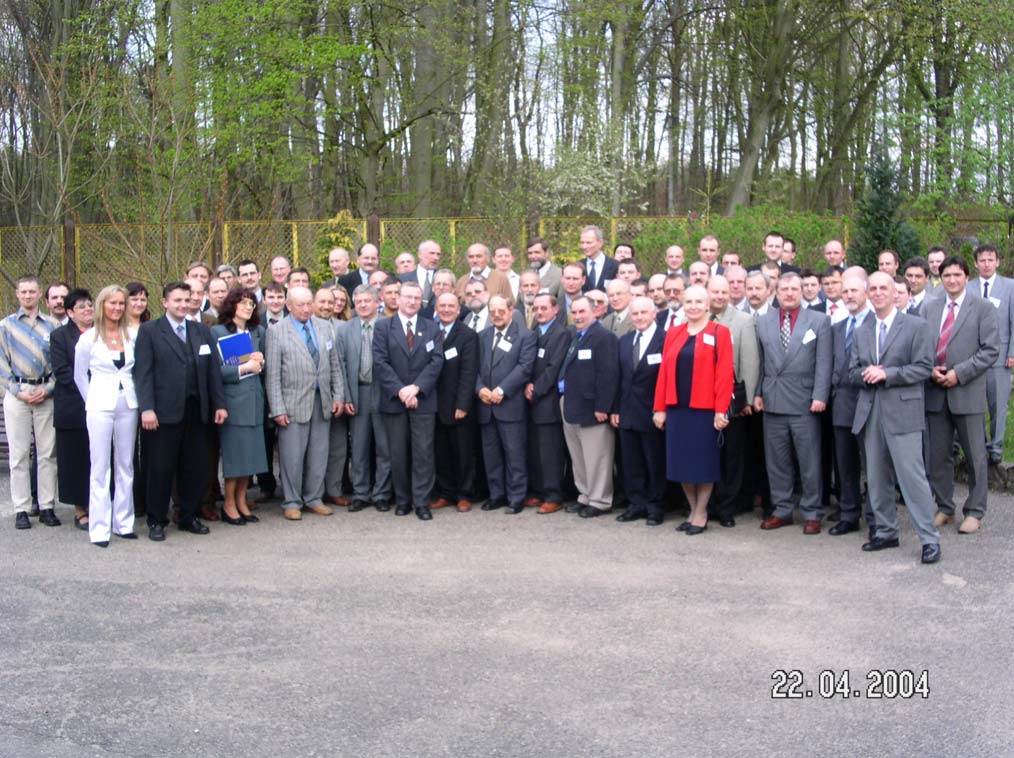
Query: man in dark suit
524 293 570 514
431 292 480 513
475 296 536 514
923 256 999 535
747 231 800 275
320 247 351 288
697 235 725 278
339 243 381 295
579 225 619 292
372 281 444 520
902 257 934 317
850 272 941 563
134 282 227 541
560 296 619 517
612 296 667 526
400 239 441 308
754 272 832 534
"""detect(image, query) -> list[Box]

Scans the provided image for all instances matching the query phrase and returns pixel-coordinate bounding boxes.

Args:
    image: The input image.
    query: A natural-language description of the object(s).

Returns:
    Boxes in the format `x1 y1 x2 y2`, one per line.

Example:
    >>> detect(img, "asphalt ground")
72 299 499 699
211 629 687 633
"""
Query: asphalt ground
2 478 1013 758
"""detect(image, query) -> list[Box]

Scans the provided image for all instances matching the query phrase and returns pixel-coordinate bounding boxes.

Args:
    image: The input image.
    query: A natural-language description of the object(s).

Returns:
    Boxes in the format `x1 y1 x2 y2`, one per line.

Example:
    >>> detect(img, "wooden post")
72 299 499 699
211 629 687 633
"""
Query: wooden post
367 214 381 246
63 216 76 287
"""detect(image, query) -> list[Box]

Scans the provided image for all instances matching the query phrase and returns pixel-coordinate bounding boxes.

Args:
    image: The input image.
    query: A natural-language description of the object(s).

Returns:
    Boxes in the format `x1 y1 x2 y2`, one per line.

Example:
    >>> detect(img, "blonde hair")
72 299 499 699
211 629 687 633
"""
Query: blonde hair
93 285 131 348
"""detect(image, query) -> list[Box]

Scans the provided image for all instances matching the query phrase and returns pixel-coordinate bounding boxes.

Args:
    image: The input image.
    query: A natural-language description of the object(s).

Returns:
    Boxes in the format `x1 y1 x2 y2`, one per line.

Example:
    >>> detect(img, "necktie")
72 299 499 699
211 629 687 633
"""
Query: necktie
176 323 186 342
780 311 791 351
877 320 887 363
269 317 278 327
632 331 641 370
359 322 372 383
708 313 717 322
526 306 534 329
491 331 502 367
830 303 838 318
983 280 989 299
558 332 581 387
845 316 856 356
667 312 676 330
405 320 415 350
303 322 318 365
587 259 596 287
907 301 916 314
438 326 446 344
471 313 480 330
935 301 956 364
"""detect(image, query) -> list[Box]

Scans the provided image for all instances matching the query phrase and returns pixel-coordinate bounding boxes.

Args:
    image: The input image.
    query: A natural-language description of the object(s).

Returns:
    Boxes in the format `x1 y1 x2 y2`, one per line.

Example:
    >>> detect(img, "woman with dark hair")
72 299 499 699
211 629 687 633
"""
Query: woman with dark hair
331 283 352 321
211 287 267 524
125 282 150 329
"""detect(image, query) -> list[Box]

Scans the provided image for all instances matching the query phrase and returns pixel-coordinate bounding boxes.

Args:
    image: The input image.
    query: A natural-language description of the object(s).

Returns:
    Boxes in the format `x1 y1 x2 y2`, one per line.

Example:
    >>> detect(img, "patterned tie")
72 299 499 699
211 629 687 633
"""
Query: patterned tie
780 311 791 351
877 320 887 363
438 325 446 344
491 330 502 367
406 320 415 350
359 322 372 383
303 322 318 365
176 323 186 342
587 259 596 288
935 301 957 364
845 316 856 357
471 313 480 330
632 331 641 371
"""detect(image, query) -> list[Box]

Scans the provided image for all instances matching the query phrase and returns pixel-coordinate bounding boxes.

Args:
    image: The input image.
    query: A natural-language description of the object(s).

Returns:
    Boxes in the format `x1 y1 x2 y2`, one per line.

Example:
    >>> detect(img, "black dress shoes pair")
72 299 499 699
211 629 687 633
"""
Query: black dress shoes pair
578 506 607 518
828 520 859 536
504 503 523 514
395 504 412 516
179 518 210 535
39 509 61 527
862 536 900 552
221 510 246 526
349 500 371 512
416 506 432 521
481 500 505 511
921 544 941 564
616 510 644 523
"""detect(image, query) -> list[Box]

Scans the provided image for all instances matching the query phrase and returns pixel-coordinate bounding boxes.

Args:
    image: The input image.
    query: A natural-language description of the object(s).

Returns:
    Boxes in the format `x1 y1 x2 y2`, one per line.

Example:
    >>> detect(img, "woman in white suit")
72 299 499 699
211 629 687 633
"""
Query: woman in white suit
74 285 139 547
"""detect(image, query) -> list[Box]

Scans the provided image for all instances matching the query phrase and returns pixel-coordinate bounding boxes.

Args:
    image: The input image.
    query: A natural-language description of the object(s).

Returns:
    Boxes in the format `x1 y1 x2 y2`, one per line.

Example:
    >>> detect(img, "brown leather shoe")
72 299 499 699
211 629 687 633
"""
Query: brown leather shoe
431 498 453 509
803 519 821 535
303 503 334 516
283 508 302 521
456 500 472 513
934 511 955 527
958 516 981 534
537 501 563 514
760 515 793 530
199 505 221 522
324 495 350 507
522 497 543 507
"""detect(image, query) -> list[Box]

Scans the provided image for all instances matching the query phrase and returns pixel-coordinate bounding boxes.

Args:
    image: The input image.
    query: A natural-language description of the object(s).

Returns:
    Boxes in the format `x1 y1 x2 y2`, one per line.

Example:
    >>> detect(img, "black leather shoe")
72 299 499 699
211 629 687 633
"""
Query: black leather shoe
675 521 691 532
685 524 707 535
616 510 644 522
74 515 88 531
93 540 109 548
15 512 31 530
719 518 736 528
374 501 391 512
645 517 663 527
564 502 583 513
115 532 138 539
481 500 505 511
921 544 941 564
415 506 432 521
179 519 210 535
240 513 259 523
39 508 61 526
829 520 859 536
220 510 246 526
862 536 900 552
395 505 412 516
504 503 523 514
578 505 607 518
148 524 165 542
349 500 371 512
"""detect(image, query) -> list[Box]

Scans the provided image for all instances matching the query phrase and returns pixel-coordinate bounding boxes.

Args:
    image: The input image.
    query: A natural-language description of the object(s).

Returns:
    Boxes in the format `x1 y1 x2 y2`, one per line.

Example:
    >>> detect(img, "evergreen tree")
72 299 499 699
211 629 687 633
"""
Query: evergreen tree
849 145 921 272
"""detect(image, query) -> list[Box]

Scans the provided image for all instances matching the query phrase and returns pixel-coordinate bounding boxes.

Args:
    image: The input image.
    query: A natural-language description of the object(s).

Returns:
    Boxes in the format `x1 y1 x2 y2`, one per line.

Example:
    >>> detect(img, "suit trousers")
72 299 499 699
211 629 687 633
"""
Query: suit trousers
618 427 666 520
764 411 823 521
710 415 748 521
256 417 277 495
348 383 392 503
480 418 527 506
562 401 615 510
434 416 478 501
325 415 349 498
86 392 139 543
833 426 871 526
985 365 1012 460
383 411 436 510
144 396 209 527
745 413 770 513
865 395 939 545
4 393 57 513
277 391 330 510
527 422 566 503
927 408 988 519
56 428 90 506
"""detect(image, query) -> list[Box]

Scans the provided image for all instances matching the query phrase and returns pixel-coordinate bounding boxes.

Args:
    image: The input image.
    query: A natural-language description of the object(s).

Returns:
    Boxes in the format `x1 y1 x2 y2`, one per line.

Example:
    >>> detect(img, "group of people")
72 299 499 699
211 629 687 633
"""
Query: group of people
2 226 1010 565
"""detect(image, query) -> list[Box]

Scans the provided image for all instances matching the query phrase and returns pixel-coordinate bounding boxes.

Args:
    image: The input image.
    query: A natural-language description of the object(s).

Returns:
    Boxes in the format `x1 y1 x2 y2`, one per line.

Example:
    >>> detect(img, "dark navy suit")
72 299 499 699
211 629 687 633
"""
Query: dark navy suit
433 322 480 502
581 255 619 292
475 321 536 507
831 313 871 526
527 318 570 504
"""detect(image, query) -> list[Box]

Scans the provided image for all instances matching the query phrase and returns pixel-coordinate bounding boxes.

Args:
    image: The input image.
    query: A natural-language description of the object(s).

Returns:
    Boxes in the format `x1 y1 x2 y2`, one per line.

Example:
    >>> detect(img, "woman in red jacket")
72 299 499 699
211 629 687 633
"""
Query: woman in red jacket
653 285 734 534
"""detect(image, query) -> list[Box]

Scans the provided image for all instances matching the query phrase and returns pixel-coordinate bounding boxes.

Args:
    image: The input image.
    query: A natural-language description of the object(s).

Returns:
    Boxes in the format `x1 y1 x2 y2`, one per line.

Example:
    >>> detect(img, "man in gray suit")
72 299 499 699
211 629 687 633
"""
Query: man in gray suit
526 238 563 298
849 272 940 563
337 285 393 513
265 287 346 520
969 243 1014 464
754 272 832 534
923 256 999 534
601 279 634 336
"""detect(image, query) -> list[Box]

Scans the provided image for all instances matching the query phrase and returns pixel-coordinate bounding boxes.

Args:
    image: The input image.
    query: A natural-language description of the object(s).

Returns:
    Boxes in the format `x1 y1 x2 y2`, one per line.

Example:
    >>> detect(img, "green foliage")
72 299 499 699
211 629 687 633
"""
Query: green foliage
849 146 921 271
313 210 359 287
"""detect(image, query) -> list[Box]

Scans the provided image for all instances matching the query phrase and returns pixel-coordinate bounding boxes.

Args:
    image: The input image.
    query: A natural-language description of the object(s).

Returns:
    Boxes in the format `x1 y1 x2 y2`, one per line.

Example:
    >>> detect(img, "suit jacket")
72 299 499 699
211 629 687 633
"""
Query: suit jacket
537 262 563 298
74 328 138 411
581 255 619 292
435 322 479 425
922 292 999 415
210 324 266 427
264 315 345 424
601 310 634 337
830 315 862 428
849 311 934 436
560 320 619 424
755 307 832 413
715 305 760 401
969 275 1014 365
654 321 734 413
339 270 371 295
454 270 513 304
528 318 569 424
372 313 444 414
134 316 225 425
475 321 537 423
617 327 665 431
50 323 86 430
337 316 375 411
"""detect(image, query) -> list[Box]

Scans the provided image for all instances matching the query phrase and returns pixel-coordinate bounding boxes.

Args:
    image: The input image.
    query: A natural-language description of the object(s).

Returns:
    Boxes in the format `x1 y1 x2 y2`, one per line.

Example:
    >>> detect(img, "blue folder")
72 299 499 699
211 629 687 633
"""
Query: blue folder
217 331 254 366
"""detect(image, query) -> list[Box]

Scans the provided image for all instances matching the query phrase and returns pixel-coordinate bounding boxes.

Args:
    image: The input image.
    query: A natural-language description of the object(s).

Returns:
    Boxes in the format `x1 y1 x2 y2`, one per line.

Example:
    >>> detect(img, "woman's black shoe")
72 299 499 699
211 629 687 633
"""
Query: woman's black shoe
685 524 707 535
93 540 109 548
220 510 246 526
240 513 259 523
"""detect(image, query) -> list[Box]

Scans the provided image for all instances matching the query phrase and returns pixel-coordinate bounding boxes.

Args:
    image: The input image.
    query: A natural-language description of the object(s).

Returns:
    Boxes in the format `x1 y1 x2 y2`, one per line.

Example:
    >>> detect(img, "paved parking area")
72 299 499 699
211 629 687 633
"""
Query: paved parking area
2 481 1012 757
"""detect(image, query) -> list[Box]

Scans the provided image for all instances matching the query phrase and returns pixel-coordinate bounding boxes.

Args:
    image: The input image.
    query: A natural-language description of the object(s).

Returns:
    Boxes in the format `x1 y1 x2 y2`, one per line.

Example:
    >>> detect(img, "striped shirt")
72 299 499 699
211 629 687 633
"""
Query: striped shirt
0 308 58 395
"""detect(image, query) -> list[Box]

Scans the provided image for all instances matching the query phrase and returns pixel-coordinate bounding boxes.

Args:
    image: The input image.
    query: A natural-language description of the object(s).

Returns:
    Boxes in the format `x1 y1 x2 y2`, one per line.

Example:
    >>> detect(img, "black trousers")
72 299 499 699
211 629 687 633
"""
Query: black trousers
256 416 277 494
745 412 771 514
833 425 868 525
383 411 436 510
618 427 666 519
56 428 90 506
434 416 479 501
144 397 210 527
528 421 566 503
710 415 748 521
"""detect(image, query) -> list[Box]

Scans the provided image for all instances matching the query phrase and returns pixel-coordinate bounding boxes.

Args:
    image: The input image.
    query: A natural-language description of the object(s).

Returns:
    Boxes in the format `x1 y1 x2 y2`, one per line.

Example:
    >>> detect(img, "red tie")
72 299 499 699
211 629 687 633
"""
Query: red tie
935 302 956 364
668 312 676 330
830 303 837 317
406 320 415 350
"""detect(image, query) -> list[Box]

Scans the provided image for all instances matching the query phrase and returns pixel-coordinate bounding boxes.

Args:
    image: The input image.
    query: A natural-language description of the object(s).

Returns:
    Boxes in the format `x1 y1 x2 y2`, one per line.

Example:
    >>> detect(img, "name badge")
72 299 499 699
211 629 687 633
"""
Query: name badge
578 349 592 360
989 296 1002 308
43 333 50 342
444 347 458 360
646 353 662 365
497 338 512 353
802 328 816 345
537 348 546 358
325 340 333 351
198 344 212 355
425 340 435 353
702 333 715 346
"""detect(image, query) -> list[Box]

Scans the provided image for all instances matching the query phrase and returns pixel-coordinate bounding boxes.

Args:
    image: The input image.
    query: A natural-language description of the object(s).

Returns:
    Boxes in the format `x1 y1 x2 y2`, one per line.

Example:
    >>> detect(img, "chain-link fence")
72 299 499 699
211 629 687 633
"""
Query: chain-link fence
222 220 368 281
0 226 64 314
379 217 527 272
